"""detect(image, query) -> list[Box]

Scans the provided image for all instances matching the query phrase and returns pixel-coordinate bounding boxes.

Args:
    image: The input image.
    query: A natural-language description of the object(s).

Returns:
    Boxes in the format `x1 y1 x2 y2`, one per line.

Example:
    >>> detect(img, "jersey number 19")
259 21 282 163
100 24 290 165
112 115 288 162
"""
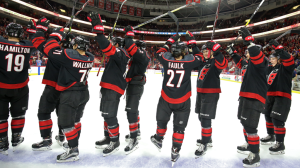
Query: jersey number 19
5 53 25 72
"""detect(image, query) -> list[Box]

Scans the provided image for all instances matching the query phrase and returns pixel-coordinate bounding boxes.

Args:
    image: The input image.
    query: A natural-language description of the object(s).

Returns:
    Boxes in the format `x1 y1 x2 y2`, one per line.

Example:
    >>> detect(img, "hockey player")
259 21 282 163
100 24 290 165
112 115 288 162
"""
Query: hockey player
31 17 93 162
226 27 268 167
123 28 150 154
260 39 294 155
187 31 228 157
29 19 75 151
150 32 202 166
0 22 34 155
87 12 131 156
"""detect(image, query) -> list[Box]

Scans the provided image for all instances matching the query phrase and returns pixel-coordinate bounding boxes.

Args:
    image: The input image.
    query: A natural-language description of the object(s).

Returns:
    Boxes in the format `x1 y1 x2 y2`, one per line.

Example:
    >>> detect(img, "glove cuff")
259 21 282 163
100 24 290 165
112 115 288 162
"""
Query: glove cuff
187 40 196 45
93 25 104 32
26 29 36 34
50 33 63 41
245 36 254 41
167 38 175 44
274 45 283 50
126 31 135 37
36 25 48 32
212 43 221 52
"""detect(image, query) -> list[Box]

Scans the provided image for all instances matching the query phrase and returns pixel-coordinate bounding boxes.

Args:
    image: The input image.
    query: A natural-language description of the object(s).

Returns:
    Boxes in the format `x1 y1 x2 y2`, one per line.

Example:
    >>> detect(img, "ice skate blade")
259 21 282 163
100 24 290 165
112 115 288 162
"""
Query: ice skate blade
196 143 212 147
32 147 52 151
237 150 250 155
57 156 79 163
103 147 119 157
172 162 175 167
95 145 108 149
150 139 162 152
270 150 285 155
195 152 206 159
125 136 141 142
243 162 260 167
125 145 139 155
261 142 274 145
0 150 8 155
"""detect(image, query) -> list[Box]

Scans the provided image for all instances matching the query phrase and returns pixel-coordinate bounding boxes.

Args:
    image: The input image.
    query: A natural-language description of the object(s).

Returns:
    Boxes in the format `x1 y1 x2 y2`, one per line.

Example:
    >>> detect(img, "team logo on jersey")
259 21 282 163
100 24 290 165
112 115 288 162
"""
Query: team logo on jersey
267 69 278 85
199 64 211 80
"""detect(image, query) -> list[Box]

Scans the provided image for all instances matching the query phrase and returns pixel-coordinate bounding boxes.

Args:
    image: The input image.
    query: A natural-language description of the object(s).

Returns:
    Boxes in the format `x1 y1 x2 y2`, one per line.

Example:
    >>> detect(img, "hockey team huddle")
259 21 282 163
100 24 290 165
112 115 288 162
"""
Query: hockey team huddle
0 12 294 168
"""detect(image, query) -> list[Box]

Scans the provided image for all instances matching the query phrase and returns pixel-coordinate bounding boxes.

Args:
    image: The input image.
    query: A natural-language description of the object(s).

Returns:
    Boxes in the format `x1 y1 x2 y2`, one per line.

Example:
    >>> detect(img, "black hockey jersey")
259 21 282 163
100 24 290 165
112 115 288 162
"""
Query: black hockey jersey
95 34 131 95
156 48 202 104
0 36 34 89
232 45 268 104
124 37 150 82
32 31 94 91
232 53 249 81
267 50 294 99
193 46 228 93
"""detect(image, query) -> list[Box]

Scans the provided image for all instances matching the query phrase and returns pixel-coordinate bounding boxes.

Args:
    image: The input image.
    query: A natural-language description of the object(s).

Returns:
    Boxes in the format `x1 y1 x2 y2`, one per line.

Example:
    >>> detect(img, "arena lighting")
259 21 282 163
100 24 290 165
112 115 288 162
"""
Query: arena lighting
1 7 299 44
207 25 213 28
293 5 300 10
60 9 66 13
10 0 300 35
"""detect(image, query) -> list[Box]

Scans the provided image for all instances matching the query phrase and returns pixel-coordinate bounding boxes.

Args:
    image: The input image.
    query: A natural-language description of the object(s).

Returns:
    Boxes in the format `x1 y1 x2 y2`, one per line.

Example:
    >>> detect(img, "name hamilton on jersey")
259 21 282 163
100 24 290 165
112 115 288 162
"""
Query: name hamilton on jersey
0 44 31 53
168 62 184 69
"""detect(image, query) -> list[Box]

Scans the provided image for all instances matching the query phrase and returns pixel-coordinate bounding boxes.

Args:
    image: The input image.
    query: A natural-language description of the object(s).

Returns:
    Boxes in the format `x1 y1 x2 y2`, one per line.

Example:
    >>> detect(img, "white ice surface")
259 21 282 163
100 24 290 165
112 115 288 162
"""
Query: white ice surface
1 73 300 168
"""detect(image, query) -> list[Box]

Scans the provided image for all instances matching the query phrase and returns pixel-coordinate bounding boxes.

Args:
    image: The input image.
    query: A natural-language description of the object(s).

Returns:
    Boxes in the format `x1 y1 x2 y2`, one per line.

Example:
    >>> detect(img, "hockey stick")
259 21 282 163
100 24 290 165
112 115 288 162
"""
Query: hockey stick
46 0 55 12
133 2 196 29
110 0 128 40
168 11 179 35
233 0 265 44
262 29 300 49
66 0 77 32
208 0 221 57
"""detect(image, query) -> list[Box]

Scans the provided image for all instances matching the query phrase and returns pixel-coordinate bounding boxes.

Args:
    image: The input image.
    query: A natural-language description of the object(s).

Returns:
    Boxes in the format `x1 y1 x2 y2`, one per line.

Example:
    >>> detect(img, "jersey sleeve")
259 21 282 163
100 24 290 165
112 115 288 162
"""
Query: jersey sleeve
248 45 266 66
277 50 295 71
125 37 147 63
31 31 47 53
192 46 204 61
214 52 228 70
95 34 116 57
231 53 248 69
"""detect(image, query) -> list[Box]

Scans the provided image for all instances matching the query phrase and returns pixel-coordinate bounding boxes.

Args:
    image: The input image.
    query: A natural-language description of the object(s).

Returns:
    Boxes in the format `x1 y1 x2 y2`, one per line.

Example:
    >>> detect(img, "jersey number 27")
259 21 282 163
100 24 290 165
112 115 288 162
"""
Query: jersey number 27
166 69 185 88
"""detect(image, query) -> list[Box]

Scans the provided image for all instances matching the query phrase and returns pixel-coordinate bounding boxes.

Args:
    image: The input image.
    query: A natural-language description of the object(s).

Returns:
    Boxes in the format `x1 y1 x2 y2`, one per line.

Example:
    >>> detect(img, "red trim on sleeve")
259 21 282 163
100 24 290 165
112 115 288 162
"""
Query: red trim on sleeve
197 88 221 93
100 82 125 95
44 40 60 55
195 53 204 61
157 47 168 53
281 56 294 67
0 78 29 89
239 91 266 104
42 79 57 88
215 58 228 70
250 52 264 65
267 91 291 100
127 43 138 56
161 90 191 104
102 43 116 56
236 58 243 69
126 78 132 83
32 37 45 48
55 82 77 91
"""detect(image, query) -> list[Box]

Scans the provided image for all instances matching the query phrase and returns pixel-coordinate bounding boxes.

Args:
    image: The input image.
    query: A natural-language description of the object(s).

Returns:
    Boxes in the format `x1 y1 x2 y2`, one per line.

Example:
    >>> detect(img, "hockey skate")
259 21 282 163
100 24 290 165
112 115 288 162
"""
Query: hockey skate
55 131 65 146
243 152 260 167
62 142 69 151
0 136 9 155
124 138 139 155
125 131 141 142
57 146 79 163
11 133 24 151
269 142 285 155
103 141 120 157
32 137 52 151
260 134 275 145
237 142 251 155
171 147 180 167
195 143 207 158
196 139 213 147
150 135 163 152
95 136 110 149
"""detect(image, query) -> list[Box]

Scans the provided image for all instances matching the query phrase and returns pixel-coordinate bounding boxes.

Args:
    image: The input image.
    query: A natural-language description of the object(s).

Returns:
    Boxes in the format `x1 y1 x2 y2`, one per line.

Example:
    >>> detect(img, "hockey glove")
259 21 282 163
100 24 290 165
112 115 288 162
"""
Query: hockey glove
124 25 135 38
26 19 36 34
269 39 283 50
238 27 254 46
206 41 221 54
186 30 196 48
50 27 66 42
226 44 237 56
87 12 104 34
166 34 180 45
36 17 50 32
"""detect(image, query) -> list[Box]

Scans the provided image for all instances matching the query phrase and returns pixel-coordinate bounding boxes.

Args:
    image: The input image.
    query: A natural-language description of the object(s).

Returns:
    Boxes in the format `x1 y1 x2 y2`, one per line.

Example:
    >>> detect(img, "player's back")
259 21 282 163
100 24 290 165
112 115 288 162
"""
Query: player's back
0 37 34 89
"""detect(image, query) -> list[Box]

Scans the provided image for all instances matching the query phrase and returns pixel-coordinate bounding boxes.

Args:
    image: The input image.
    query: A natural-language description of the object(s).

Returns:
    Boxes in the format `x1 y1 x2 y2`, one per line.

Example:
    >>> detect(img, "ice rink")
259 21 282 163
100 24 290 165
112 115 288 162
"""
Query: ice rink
1 72 300 168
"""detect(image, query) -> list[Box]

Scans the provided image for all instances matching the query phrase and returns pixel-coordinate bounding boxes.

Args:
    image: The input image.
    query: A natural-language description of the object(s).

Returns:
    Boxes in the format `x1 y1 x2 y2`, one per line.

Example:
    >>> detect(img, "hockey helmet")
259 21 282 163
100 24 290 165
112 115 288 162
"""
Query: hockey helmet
135 40 146 50
71 35 90 51
269 54 280 59
201 44 207 52
111 36 124 47
6 22 24 38
61 33 75 49
171 41 188 58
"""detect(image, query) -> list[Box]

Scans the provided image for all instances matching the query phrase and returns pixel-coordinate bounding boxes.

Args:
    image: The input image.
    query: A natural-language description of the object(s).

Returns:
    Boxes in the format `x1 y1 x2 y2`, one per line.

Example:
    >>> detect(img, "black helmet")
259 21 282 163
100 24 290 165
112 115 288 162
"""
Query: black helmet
71 35 90 51
6 22 24 38
111 36 124 47
269 54 280 59
135 40 146 50
61 33 75 49
201 44 207 52
171 41 187 58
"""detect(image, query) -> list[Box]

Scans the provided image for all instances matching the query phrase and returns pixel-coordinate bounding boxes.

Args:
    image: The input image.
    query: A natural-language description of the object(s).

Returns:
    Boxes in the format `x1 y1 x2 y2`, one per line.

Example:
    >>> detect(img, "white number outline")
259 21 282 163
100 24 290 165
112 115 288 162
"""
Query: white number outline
166 69 185 88
79 69 90 82
5 53 25 72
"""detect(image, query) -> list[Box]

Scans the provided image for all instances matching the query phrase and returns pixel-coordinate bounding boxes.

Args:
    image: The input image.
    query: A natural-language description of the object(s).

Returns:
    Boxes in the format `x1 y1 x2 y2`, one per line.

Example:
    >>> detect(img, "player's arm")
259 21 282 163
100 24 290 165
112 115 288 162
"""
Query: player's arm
155 34 180 61
226 45 248 69
206 41 228 70
186 30 204 62
87 12 116 57
269 39 295 70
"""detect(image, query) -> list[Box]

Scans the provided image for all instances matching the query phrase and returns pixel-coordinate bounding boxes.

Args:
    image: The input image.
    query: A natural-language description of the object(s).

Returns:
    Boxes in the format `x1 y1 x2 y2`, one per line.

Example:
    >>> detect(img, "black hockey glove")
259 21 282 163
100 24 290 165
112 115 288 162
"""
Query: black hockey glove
36 17 50 32
206 41 221 54
166 34 180 45
269 39 283 51
124 25 134 39
186 30 196 48
87 12 104 34
226 44 237 56
49 27 66 42
26 19 36 34
238 27 254 46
